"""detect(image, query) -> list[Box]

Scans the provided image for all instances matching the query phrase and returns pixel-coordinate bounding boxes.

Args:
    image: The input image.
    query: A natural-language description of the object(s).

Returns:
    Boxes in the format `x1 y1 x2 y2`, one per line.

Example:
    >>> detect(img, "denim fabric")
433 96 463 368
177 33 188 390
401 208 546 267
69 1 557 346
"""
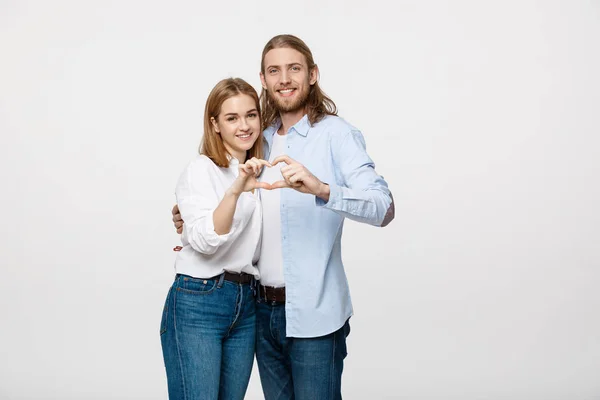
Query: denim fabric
160 273 256 400
255 297 350 400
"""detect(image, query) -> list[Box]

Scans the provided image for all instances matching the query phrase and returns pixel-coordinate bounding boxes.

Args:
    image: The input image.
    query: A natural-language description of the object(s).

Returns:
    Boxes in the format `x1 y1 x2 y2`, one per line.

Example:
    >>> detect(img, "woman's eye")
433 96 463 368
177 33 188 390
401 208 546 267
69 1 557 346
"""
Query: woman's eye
226 116 237 122
248 113 257 118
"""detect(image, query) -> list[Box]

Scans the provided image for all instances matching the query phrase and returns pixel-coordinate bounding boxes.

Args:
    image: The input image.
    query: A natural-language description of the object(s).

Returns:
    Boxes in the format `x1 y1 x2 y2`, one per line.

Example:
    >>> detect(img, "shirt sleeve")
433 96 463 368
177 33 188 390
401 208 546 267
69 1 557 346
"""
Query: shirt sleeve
176 160 241 255
315 129 394 227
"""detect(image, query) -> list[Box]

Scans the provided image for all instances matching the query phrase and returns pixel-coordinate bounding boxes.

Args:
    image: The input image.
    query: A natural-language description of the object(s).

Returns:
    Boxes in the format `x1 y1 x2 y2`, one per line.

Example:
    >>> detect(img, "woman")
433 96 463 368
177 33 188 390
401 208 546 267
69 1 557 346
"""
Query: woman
160 78 271 399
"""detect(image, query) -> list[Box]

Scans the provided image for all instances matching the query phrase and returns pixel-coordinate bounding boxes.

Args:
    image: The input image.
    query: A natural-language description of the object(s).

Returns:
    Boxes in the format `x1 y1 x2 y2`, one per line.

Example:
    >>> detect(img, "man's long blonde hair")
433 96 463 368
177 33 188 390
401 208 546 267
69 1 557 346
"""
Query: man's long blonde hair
260 34 337 130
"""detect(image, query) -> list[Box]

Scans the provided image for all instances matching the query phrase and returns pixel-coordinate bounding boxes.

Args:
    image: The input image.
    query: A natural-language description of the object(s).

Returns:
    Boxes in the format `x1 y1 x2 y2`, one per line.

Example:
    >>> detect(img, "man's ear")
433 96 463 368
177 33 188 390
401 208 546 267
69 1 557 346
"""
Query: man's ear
210 117 220 133
309 65 319 86
260 72 267 90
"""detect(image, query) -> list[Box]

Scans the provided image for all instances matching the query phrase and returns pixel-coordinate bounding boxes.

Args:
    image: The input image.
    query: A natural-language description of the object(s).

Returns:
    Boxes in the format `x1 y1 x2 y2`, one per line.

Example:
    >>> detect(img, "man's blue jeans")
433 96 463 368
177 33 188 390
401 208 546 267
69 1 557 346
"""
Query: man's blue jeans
160 273 256 400
255 297 351 400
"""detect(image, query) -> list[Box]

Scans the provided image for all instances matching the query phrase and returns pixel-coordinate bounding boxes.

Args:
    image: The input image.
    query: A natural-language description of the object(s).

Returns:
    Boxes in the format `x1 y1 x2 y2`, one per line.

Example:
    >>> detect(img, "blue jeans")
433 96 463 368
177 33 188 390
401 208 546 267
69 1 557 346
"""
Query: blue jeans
255 298 350 400
160 273 256 400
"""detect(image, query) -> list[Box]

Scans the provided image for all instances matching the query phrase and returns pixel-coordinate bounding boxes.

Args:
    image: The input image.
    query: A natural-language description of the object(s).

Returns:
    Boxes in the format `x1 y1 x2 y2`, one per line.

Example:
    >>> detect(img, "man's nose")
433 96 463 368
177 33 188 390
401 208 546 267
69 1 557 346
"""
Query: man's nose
280 70 291 84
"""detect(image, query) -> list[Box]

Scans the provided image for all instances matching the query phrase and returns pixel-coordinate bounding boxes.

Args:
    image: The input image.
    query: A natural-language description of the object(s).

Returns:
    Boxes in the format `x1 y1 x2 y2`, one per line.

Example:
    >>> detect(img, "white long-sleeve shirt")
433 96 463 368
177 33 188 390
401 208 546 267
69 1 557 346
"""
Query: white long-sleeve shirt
173 154 261 279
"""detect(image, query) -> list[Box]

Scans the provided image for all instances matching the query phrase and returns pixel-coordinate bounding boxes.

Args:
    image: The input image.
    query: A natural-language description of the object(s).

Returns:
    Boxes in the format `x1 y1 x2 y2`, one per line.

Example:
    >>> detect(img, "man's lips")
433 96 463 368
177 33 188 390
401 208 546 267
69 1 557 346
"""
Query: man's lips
277 88 296 97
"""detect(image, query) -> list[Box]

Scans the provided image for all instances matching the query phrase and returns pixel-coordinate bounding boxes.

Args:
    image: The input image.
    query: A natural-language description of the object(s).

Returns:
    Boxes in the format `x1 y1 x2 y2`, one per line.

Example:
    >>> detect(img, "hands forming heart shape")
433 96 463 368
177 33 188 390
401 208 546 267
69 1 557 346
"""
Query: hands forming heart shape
235 156 328 198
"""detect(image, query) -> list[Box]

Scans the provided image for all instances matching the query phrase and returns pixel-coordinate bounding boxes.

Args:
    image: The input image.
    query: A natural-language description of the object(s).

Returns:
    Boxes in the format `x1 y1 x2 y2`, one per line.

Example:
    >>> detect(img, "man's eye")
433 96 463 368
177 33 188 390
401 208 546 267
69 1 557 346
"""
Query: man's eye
291 66 300 71
269 69 278 74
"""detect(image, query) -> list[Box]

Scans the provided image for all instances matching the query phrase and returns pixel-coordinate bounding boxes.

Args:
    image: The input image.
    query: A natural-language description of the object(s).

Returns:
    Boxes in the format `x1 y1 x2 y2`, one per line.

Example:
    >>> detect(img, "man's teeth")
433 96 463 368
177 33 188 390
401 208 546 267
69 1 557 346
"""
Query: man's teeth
280 89 294 93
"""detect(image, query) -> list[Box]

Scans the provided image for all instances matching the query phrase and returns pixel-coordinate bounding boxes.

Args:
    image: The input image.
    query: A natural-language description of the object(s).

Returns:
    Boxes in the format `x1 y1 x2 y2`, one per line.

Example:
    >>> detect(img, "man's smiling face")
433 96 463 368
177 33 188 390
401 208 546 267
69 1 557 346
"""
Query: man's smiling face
261 47 318 114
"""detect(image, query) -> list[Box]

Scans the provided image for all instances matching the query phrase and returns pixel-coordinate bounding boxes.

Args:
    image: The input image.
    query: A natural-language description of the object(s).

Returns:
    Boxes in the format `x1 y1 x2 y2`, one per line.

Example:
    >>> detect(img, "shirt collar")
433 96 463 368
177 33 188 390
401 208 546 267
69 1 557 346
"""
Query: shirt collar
292 114 311 137
264 114 311 139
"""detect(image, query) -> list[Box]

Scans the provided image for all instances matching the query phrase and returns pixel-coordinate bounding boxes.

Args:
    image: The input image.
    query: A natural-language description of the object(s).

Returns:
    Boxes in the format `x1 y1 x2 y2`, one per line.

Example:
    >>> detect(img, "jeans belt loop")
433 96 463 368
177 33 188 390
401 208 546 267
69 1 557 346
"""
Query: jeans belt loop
217 272 225 288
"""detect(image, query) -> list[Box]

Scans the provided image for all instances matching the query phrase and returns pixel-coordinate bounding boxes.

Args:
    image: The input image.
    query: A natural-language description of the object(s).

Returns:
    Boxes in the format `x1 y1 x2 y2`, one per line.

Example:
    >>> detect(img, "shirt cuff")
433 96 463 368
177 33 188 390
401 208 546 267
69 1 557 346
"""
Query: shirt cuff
183 210 238 252
315 182 343 210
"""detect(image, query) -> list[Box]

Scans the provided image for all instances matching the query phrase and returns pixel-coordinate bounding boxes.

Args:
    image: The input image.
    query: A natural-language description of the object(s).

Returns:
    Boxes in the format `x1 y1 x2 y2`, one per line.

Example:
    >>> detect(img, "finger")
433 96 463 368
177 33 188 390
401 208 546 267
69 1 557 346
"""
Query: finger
172 212 182 223
282 164 303 173
282 175 302 188
238 164 253 176
245 160 260 176
272 155 296 166
171 204 179 216
255 182 273 190
176 227 183 234
282 166 303 179
289 175 306 185
283 171 293 180
175 221 183 229
293 169 311 183
251 158 272 168
281 165 292 174
289 172 301 184
270 180 291 189
256 160 271 172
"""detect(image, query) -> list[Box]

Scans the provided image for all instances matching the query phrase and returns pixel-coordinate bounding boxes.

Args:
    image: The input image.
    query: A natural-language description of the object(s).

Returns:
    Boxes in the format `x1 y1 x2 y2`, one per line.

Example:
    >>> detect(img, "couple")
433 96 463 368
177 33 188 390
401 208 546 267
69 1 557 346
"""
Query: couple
160 34 395 400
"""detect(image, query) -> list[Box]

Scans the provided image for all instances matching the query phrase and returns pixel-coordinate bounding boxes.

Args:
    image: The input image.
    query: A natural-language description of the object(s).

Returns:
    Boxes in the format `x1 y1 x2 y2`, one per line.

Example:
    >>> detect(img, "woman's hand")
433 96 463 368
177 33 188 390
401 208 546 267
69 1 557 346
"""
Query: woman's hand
229 157 273 195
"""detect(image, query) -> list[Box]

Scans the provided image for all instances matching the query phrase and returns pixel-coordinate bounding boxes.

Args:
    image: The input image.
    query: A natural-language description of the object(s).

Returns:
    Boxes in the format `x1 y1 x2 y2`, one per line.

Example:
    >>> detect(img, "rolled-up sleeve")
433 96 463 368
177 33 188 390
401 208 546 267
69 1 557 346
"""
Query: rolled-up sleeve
176 161 241 255
316 129 394 227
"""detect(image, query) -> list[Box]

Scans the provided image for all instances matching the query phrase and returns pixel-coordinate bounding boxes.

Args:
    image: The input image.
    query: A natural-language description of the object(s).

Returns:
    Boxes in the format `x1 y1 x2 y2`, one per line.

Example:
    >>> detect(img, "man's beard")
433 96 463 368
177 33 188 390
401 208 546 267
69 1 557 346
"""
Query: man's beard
269 86 310 113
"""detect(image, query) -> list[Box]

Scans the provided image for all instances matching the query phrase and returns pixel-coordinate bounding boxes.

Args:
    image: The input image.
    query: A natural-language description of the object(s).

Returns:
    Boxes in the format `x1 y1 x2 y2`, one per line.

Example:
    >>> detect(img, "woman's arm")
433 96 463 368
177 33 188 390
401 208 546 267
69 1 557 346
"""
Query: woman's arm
175 157 271 254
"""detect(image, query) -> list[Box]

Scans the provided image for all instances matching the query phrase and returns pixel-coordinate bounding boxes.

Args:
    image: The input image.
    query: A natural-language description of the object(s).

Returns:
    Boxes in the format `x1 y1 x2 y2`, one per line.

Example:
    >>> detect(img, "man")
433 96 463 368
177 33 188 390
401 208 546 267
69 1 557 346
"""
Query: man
172 34 394 399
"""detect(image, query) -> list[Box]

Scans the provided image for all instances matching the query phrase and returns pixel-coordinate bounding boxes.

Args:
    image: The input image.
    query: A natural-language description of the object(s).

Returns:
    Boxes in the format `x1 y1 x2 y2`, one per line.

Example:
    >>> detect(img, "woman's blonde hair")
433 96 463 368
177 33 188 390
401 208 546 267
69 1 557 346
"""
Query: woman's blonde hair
200 78 263 167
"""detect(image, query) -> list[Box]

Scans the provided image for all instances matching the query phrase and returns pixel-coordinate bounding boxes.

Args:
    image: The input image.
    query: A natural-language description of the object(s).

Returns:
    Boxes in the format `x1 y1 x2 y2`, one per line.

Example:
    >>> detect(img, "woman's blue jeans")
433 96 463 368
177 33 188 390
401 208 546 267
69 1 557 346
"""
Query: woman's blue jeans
160 273 256 400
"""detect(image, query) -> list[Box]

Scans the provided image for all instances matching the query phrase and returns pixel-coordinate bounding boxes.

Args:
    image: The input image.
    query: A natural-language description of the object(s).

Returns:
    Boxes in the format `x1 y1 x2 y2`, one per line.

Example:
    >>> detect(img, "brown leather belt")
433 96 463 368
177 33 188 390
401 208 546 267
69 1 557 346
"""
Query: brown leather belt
223 271 254 285
258 284 286 303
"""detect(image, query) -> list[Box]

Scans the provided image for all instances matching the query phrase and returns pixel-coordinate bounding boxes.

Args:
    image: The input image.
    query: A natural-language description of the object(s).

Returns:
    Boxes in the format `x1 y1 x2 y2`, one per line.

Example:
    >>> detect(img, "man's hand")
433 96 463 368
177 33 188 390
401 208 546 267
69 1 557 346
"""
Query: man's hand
172 204 183 234
271 155 330 202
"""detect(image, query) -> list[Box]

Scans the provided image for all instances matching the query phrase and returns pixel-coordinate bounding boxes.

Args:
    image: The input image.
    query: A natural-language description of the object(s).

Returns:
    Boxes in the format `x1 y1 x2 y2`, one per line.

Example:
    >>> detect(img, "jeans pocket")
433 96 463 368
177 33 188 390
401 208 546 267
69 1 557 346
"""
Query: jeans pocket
176 275 219 295
160 287 172 336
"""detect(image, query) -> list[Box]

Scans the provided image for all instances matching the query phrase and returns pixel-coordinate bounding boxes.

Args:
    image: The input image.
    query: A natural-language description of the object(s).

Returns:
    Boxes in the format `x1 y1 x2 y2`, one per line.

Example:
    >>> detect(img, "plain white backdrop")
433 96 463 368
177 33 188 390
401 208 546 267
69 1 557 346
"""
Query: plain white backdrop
1 0 599 399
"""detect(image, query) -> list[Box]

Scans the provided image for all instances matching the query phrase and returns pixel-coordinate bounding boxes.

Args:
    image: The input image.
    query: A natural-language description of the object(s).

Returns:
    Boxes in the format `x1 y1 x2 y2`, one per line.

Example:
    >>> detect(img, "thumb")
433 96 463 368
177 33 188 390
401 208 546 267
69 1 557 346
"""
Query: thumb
255 182 273 190
270 180 290 189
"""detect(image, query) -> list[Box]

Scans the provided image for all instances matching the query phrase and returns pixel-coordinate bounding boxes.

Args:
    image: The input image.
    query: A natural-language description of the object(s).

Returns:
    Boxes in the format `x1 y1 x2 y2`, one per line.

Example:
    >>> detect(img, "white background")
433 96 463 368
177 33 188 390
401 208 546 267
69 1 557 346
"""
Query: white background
1 0 599 399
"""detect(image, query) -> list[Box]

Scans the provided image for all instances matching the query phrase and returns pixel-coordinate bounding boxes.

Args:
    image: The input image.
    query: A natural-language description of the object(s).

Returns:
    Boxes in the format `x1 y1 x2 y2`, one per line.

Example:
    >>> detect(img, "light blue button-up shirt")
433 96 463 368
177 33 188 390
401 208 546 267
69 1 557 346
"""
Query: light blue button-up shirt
262 114 393 338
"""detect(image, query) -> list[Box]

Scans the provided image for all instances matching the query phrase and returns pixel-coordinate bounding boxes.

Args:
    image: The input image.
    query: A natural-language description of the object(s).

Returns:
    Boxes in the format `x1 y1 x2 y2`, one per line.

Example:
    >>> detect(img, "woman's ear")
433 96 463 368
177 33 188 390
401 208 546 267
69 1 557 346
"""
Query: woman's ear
210 117 220 133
